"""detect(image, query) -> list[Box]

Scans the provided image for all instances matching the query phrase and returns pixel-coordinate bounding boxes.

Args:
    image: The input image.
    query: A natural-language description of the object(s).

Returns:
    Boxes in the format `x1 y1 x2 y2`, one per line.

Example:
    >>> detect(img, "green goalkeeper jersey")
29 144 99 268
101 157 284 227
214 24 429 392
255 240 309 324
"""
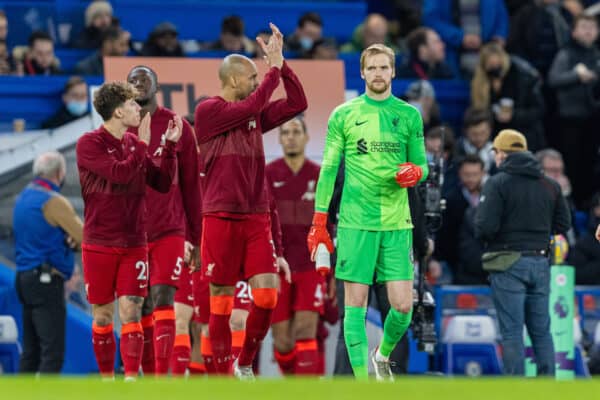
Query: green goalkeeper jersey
315 93 428 231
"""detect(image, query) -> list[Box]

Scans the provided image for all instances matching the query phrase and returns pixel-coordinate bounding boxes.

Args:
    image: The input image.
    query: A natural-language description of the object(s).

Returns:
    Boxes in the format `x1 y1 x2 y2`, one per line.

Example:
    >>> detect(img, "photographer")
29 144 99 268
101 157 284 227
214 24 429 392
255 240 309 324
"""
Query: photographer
475 129 571 376
548 14 600 208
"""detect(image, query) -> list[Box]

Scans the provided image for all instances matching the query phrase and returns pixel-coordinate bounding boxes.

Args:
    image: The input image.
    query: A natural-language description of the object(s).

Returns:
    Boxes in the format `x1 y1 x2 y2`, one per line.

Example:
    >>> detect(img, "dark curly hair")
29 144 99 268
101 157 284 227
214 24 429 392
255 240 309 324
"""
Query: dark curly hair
93 81 137 121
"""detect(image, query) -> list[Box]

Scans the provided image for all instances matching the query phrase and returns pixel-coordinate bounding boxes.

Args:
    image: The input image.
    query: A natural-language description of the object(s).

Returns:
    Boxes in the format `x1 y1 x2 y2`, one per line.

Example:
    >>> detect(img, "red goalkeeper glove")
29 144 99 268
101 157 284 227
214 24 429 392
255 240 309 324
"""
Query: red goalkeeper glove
395 162 423 188
307 212 334 262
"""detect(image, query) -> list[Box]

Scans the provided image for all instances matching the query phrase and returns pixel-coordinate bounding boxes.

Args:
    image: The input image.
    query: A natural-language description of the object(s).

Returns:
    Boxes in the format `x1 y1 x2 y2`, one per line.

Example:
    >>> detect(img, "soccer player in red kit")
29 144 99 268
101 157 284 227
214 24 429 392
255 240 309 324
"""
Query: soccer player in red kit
194 22 307 379
266 117 327 375
76 82 183 380
126 65 202 376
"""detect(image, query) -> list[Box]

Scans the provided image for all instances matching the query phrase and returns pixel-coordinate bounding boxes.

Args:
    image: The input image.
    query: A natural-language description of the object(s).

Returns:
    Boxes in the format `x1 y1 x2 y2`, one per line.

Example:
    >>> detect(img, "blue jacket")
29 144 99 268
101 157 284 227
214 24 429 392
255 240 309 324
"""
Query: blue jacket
424 0 509 73
13 178 74 278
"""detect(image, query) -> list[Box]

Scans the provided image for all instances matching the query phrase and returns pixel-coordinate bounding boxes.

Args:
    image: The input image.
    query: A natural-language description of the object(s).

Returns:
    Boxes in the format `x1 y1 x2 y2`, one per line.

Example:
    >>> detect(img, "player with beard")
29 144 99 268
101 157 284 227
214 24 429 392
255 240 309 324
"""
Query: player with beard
307 44 428 381
126 65 202 376
194 23 307 380
267 116 328 375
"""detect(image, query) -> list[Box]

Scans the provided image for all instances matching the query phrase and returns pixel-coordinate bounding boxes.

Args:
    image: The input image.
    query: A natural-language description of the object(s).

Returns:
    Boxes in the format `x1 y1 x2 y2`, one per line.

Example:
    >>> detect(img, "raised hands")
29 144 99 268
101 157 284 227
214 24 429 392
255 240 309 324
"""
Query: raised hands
256 22 284 69
138 112 151 145
165 115 183 143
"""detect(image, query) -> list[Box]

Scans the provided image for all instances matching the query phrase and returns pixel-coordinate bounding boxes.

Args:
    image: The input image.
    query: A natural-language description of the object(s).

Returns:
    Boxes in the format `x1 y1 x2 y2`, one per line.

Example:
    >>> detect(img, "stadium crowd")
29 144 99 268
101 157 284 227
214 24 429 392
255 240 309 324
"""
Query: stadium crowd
4 0 600 379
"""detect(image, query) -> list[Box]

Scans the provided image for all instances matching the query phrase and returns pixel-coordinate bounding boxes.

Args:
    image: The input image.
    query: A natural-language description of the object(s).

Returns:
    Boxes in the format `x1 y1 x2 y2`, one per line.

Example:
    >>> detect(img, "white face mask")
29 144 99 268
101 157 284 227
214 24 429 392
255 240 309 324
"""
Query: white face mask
299 36 314 51
66 101 88 116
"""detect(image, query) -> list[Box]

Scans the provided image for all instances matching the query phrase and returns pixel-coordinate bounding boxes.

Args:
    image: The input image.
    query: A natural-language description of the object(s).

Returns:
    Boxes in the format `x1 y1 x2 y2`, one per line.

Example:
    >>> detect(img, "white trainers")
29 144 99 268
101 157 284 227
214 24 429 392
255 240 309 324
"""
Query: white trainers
370 347 394 382
233 359 255 382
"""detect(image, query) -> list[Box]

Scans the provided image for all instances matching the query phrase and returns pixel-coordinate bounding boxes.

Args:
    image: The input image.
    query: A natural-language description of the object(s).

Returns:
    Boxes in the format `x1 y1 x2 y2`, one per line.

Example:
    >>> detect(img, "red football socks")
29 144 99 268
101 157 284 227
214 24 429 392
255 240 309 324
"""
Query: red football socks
274 348 296 375
294 339 319 375
140 314 155 374
170 334 191 376
237 302 273 367
209 295 234 374
120 322 144 379
231 330 246 359
153 306 175 375
92 322 116 378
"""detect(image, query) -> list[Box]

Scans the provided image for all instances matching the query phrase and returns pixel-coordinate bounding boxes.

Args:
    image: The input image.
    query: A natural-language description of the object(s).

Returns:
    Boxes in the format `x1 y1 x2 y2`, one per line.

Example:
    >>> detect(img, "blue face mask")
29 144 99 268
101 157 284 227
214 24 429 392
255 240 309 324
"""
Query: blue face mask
299 36 313 51
66 101 88 116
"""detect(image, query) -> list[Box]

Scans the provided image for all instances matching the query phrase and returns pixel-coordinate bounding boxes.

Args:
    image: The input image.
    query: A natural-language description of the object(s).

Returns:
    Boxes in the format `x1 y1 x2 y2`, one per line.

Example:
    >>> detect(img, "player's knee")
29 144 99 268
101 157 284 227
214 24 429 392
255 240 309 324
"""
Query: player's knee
229 316 246 332
392 301 413 314
294 323 317 340
175 318 189 334
252 288 278 309
273 335 294 353
152 285 175 306
93 315 112 327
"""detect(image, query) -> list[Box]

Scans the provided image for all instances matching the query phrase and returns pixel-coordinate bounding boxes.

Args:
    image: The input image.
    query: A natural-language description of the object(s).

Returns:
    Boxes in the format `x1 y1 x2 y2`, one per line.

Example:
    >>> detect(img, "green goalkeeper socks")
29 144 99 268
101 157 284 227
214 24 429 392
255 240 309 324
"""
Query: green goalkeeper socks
379 307 413 358
344 306 368 380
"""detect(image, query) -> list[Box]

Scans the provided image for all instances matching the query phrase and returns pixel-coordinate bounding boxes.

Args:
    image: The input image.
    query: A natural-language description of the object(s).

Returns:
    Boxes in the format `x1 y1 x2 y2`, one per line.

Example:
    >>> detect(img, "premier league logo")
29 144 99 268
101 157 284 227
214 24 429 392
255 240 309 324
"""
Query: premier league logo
553 296 569 319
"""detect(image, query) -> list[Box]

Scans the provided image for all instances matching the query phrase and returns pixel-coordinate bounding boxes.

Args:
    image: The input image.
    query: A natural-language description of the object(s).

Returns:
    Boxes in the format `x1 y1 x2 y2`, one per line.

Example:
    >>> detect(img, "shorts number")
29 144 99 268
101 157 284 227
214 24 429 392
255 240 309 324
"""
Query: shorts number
136 261 148 281
236 281 253 300
174 257 183 277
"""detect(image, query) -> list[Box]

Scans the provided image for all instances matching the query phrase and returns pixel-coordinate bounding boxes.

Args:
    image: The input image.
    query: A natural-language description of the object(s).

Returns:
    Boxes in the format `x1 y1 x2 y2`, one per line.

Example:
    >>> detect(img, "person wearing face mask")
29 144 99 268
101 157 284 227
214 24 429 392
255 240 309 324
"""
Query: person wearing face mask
404 80 442 133
42 76 89 129
13 151 83 373
471 43 546 152
285 12 324 58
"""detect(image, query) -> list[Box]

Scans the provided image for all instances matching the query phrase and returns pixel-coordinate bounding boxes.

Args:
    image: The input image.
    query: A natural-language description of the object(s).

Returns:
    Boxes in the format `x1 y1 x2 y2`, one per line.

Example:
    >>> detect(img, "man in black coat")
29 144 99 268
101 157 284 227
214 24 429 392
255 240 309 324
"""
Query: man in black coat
475 129 571 376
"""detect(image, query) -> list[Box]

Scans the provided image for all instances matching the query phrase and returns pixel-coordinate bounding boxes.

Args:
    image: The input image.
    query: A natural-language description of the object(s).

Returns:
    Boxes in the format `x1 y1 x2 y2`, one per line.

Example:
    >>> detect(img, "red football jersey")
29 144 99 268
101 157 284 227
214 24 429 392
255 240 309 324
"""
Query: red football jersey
129 106 202 244
265 158 320 272
194 62 307 216
76 126 176 247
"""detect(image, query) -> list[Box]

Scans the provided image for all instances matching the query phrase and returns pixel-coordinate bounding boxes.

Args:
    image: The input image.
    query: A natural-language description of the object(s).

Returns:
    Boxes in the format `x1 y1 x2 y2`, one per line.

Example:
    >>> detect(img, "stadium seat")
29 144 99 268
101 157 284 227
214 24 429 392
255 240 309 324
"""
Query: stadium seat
441 315 502 376
0 315 20 374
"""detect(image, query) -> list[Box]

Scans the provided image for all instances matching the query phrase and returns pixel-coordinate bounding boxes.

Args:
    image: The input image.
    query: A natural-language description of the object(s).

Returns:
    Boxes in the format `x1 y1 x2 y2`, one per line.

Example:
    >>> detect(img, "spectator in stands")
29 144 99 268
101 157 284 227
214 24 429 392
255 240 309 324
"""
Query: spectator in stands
471 43 546 152
0 39 13 75
507 0 573 78
74 27 129 76
41 76 89 129
13 152 83 373
396 27 454 79
425 125 459 196
423 0 509 78
455 156 488 285
548 14 600 209
404 80 442 133
456 107 495 173
341 13 399 53
285 12 324 57
475 129 571 376
19 31 62 76
536 148 578 242
0 10 7 42
140 22 184 57
569 192 600 284
433 154 486 283
308 38 338 60
206 15 255 54
72 1 114 50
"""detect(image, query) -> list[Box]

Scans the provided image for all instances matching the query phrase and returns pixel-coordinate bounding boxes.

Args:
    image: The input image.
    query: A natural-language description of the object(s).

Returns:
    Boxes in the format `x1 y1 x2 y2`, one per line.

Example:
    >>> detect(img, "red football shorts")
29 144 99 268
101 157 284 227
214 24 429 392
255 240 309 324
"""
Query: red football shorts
201 214 277 286
233 280 252 312
148 235 185 288
82 243 148 305
272 270 326 324
174 262 194 307
192 270 209 324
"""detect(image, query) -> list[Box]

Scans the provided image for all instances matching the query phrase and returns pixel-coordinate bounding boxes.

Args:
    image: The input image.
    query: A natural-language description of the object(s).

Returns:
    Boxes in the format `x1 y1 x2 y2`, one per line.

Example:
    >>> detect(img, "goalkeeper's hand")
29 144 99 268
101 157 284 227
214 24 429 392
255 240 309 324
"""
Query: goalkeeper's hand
307 212 334 261
395 162 423 188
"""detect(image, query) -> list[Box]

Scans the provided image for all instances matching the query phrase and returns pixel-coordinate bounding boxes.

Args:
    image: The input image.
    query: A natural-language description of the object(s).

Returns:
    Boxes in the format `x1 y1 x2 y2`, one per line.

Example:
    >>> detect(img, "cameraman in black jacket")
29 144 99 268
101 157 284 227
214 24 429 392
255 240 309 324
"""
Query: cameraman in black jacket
475 129 571 376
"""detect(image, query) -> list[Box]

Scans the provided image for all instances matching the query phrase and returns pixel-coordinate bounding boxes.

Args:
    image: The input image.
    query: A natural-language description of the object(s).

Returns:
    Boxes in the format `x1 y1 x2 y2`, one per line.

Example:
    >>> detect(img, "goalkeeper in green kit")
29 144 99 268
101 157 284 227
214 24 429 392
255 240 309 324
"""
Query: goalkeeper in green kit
307 44 428 381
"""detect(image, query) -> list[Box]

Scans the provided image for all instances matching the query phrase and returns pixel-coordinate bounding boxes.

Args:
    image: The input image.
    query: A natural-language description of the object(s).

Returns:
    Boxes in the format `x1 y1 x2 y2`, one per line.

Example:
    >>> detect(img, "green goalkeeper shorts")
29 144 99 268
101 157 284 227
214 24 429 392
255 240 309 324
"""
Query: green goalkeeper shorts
335 227 414 284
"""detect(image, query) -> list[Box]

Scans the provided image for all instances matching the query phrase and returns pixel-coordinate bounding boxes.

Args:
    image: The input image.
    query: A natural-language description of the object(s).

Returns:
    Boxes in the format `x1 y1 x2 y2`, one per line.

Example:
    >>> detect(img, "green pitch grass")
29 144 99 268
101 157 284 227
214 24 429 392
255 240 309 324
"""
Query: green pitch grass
1 376 598 400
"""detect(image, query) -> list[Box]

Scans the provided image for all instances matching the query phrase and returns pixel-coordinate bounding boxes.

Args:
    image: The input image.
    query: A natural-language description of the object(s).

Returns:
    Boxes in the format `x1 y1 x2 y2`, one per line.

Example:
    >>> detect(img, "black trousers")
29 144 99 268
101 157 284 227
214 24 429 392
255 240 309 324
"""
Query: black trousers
15 268 66 373
333 279 409 375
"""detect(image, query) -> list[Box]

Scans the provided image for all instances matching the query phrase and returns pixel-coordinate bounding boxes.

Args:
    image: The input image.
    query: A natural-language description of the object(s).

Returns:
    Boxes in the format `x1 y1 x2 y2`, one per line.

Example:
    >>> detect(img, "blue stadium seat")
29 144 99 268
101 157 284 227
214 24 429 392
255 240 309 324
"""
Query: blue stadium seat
0 315 20 374
441 315 502 376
